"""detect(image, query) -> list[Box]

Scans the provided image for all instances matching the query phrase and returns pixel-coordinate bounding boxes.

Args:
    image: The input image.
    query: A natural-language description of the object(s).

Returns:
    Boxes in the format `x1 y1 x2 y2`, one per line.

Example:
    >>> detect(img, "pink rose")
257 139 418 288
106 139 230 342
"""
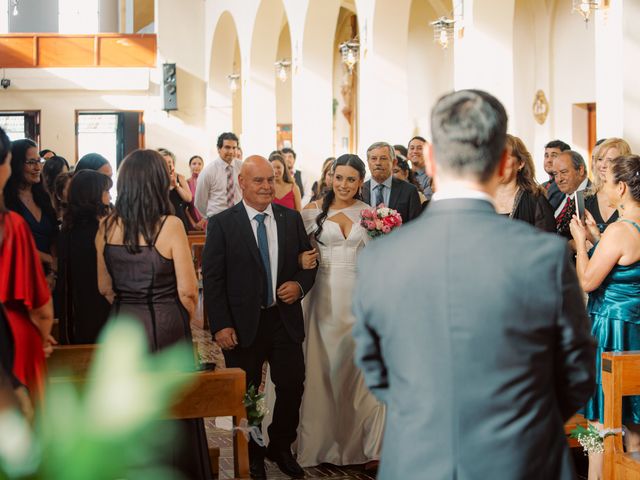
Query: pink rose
363 220 374 230
381 225 391 234
375 219 383 230
361 209 373 219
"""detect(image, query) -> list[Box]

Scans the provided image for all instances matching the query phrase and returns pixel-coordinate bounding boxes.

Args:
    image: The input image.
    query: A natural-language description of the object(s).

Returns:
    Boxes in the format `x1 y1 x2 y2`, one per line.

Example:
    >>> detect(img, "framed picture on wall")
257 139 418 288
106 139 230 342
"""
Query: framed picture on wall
276 124 292 150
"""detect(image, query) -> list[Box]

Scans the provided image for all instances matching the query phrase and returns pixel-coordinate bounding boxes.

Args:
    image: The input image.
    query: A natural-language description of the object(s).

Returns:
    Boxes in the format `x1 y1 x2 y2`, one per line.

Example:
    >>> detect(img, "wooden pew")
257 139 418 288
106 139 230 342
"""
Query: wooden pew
47 345 249 479
602 351 640 480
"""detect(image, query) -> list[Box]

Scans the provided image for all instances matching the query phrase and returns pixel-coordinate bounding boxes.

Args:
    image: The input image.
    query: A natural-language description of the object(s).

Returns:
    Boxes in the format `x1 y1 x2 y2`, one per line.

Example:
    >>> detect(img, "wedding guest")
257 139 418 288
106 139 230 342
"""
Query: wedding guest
96 149 212 479
393 144 408 158
297 154 384 468
235 146 243 161
553 150 589 240
195 132 241 218
362 141 422 223
186 155 206 231
56 170 112 344
585 138 631 233
52 172 73 221
494 134 555 232
158 148 192 232
39 149 56 160
353 89 594 480
76 153 113 178
570 154 640 480
282 147 313 206
270 152 302 211
393 155 427 203
407 136 433 200
309 157 334 203
0 127 55 404
4 139 58 284
42 155 69 214
542 140 571 210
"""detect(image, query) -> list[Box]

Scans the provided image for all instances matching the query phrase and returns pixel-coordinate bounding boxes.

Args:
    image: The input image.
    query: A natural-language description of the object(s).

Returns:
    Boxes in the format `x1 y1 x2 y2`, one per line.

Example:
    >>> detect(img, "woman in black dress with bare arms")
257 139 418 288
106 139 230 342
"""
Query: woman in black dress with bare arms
96 149 212 479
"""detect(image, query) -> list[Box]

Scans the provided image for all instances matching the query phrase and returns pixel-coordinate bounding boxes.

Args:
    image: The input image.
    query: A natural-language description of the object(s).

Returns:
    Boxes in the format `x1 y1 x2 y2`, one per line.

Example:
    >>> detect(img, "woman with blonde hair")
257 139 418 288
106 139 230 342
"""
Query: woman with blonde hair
494 134 556 231
586 138 632 232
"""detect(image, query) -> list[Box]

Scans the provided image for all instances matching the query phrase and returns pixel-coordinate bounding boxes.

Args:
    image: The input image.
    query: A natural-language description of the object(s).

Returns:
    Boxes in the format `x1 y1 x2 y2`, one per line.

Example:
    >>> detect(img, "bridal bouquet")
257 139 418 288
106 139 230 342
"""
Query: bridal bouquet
569 424 622 455
360 204 403 238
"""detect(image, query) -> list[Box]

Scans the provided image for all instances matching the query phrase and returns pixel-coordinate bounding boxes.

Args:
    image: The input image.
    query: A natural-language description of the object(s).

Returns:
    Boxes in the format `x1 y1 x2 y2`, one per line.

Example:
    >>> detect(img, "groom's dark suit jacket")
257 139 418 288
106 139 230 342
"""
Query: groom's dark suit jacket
353 198 595 480
361 177 422 223
202 202 317 347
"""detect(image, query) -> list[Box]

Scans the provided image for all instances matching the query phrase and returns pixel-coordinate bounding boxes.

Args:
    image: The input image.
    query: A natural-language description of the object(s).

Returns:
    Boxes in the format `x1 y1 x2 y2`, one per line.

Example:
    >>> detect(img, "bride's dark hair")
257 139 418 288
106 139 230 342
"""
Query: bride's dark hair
314 153 366 243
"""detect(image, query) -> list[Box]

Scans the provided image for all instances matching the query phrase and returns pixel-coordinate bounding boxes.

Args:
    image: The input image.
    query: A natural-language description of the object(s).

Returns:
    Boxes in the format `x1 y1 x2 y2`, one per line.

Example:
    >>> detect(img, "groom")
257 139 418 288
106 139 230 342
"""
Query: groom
353 90 595 479
202 156 317 479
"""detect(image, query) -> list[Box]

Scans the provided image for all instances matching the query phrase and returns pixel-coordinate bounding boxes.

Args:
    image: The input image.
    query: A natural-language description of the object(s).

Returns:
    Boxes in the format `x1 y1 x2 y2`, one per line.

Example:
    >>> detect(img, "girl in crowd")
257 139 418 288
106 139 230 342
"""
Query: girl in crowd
270 152 302 211
96 149 211 479
585 138 631 233
297 154 384 467
76 153 113 177
570 154 640 480
158 148 192 231
309 157 335 203
186 155 206 231
4 139 58 285
494 134 556 232
0 128 55 403
56 170 112 344
42 155 69 219
393 155 427 204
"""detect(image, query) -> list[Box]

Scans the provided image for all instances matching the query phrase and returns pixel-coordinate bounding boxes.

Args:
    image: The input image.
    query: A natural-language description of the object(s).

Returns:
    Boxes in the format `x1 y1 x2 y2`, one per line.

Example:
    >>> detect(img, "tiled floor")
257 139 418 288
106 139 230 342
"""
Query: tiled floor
192 320 377 479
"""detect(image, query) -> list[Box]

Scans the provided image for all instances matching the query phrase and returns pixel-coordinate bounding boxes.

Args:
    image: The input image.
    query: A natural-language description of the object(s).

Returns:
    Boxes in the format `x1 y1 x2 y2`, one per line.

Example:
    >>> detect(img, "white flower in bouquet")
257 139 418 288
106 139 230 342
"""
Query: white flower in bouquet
256 397 268 417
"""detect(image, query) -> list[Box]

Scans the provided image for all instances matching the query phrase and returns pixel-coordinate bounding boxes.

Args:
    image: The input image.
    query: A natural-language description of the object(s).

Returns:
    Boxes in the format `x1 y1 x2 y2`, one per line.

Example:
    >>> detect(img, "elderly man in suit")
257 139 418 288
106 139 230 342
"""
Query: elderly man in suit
352 89 595 480
202 156 317 480
361 141 422 223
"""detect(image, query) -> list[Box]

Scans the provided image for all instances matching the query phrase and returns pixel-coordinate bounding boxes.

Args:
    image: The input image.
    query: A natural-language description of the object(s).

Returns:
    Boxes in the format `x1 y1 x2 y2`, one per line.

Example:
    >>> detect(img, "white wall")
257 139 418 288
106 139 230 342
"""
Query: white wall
9 0 58 32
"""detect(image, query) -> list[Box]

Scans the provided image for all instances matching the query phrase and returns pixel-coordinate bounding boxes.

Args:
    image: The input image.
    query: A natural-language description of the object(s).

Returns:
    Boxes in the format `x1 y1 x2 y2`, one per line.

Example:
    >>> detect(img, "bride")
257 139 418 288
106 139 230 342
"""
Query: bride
295 153 385 467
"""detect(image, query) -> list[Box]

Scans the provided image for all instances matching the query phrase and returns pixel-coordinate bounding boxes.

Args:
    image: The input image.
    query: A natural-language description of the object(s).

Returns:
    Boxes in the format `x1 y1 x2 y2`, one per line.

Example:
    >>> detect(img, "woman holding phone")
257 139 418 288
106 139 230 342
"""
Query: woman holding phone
570 154 640 480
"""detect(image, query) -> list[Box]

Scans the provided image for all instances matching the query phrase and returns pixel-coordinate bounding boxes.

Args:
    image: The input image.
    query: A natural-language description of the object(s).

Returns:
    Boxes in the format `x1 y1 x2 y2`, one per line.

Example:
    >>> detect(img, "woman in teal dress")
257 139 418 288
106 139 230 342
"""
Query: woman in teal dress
571 153 640 480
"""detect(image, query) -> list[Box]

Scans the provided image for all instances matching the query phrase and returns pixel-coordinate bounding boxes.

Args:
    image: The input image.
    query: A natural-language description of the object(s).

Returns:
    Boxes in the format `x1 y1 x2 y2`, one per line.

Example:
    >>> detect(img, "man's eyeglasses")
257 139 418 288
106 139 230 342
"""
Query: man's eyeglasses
24 159 45 167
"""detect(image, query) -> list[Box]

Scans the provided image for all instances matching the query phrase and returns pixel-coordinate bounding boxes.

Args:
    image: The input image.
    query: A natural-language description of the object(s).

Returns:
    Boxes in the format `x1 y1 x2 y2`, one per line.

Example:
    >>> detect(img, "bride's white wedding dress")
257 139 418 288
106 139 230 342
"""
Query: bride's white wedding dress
294 200 385 467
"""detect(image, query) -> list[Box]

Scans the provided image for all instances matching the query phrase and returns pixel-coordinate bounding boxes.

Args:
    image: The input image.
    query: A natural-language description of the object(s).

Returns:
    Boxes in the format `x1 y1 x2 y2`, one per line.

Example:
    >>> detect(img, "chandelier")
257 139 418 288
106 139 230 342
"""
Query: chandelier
274 59 291 82
339 40 360 74
430 17 456 49
572 0 600 23
227 74 240 93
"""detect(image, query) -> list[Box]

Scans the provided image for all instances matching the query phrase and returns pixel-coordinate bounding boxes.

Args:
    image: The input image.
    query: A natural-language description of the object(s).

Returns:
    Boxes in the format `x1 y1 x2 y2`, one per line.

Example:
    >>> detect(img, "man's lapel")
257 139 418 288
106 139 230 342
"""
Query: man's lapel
233 203 264 271
389 177 401 209
274 205 286 278
361 180 371 205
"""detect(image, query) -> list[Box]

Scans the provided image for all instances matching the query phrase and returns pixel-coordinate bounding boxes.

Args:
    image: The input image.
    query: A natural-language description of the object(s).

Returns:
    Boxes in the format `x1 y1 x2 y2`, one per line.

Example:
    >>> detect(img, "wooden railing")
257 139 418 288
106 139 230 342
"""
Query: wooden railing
0 33 156 68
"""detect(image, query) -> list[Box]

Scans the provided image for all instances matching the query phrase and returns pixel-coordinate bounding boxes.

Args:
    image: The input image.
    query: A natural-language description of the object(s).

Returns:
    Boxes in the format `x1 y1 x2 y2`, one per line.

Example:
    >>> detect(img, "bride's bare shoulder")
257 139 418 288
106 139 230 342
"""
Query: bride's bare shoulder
304 201 321 211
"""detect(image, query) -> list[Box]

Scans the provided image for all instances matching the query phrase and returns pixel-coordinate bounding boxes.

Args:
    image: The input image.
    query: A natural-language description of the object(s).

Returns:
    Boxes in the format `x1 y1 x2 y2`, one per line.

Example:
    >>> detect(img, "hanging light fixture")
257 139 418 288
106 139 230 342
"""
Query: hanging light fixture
430 17 456 49
227 74 240 93
572 0 600 23
11 0 19 16
274 59 291 82
339 40 360 74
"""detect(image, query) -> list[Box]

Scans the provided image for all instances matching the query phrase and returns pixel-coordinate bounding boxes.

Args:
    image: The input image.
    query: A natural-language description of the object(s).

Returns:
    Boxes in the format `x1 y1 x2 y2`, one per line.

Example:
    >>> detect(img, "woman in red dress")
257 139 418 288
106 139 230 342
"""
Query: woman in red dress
269 152 302 211
0 128 54 403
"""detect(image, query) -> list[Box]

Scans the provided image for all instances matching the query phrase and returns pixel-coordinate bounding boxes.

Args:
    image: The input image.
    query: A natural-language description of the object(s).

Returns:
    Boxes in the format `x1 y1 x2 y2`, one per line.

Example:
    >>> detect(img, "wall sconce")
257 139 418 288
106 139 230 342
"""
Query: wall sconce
227 74 240 93
274 59 291 82
339 40 360 74
572 0 609 23
430 17 455 49
11 0 19 16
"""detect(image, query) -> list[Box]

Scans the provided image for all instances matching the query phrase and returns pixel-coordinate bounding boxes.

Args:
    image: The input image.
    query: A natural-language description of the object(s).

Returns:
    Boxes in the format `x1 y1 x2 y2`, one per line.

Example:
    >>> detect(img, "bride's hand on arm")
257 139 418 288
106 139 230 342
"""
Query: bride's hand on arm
298 248 318 270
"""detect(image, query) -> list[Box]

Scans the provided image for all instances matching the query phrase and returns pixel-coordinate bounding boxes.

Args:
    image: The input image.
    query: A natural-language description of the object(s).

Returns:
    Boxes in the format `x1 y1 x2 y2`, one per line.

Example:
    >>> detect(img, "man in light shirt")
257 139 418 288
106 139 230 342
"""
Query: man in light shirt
195 132 242 218
282 147 313 206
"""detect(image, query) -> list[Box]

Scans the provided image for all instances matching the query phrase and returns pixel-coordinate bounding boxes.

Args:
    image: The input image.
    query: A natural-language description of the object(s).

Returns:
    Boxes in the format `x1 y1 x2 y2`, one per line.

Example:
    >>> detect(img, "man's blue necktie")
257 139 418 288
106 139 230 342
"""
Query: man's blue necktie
255 213 273 306
375 184 385 206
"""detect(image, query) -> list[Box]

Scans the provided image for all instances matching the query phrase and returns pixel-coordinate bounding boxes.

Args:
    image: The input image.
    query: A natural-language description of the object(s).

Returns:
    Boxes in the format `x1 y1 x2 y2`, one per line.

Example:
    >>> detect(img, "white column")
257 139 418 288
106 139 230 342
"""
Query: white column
0 0 8 33
595 0 640 151
454 0 516 120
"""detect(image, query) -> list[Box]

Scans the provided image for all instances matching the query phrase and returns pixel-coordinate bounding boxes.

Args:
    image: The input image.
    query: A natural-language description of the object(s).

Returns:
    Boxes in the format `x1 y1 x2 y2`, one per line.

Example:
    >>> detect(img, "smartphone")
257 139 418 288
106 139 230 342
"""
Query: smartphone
575 190 586 223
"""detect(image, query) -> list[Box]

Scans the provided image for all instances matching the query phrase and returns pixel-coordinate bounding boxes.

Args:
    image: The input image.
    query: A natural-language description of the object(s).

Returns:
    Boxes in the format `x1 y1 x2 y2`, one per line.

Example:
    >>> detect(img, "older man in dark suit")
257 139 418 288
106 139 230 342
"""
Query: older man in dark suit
202 156 317 480
361 141 422 223
353 90 595 480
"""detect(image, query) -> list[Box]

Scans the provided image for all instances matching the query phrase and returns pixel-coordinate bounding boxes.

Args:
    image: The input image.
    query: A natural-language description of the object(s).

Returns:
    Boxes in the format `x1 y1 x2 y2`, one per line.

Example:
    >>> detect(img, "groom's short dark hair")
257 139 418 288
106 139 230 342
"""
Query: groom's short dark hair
430 89 507 182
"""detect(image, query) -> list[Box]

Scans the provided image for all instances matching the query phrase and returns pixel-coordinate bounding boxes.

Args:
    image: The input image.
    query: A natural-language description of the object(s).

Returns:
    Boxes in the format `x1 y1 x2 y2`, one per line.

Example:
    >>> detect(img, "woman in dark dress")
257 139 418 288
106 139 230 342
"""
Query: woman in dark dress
158 148 192 231
96 149 212 479
56 170 112 344
4 139 59 283
495 134 556 232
